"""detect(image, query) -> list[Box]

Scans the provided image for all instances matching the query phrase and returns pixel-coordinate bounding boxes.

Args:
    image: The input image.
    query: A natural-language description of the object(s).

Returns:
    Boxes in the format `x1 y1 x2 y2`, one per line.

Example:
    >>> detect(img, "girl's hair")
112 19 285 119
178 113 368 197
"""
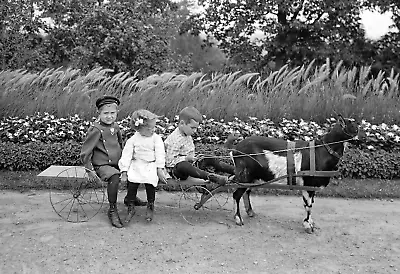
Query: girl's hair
179 106 202 124
130 109 160 130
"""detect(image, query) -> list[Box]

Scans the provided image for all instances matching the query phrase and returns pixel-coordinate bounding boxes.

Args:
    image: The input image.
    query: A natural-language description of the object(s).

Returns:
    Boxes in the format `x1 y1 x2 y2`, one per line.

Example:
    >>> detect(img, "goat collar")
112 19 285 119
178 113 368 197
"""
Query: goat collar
322 140 342 159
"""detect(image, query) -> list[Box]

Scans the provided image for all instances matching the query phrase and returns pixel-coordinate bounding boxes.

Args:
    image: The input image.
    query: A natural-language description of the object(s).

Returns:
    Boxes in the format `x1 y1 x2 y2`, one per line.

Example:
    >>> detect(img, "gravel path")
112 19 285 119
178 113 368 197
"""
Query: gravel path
0 190 399 274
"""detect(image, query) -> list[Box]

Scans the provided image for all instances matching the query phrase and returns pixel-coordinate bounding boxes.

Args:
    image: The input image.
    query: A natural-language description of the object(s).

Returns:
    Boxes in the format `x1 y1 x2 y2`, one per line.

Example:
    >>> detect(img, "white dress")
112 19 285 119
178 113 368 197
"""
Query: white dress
118 132 165 187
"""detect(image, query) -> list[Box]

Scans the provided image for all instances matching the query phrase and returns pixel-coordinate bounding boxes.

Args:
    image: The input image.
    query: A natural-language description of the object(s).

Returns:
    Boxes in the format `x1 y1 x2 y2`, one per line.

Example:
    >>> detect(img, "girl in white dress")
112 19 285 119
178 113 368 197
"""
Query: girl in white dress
119 109 168 223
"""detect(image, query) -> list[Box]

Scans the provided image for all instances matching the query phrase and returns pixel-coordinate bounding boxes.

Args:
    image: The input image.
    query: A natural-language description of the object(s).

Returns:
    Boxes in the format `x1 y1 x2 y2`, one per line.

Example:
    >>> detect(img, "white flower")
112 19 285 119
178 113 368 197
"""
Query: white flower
134 118 144 127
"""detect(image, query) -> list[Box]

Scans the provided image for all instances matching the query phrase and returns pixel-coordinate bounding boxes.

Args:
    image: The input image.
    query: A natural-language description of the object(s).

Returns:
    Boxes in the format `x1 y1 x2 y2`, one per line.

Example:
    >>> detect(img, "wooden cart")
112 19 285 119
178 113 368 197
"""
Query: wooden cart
38 141 337 224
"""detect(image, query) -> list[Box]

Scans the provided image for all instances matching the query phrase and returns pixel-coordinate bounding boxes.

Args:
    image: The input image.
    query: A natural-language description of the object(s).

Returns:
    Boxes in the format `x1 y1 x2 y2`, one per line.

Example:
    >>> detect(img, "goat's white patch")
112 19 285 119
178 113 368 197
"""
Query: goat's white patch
263 150 303 185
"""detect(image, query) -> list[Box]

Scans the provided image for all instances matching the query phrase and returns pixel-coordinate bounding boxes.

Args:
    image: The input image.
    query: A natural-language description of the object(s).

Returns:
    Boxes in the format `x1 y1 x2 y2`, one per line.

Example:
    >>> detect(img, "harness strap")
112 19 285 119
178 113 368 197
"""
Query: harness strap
297 140 340 177
286 141 296 186
310 140 316 174
322 140 342 159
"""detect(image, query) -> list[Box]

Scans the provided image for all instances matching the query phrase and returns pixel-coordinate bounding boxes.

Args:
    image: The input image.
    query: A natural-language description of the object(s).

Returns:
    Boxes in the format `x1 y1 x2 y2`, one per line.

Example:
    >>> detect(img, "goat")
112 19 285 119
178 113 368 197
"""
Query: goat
226 115 364 233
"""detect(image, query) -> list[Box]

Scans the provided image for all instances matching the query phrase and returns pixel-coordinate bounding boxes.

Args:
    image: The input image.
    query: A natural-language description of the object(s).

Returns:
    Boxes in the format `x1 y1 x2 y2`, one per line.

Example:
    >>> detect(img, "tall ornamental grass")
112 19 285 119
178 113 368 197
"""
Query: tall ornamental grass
0 59 399 124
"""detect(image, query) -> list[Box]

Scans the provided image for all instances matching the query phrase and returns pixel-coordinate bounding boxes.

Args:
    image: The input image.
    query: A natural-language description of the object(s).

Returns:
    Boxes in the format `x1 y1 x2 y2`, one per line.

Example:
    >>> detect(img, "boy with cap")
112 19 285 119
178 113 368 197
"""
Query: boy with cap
80 95 145 228
119 109 168 223
164 106 234 188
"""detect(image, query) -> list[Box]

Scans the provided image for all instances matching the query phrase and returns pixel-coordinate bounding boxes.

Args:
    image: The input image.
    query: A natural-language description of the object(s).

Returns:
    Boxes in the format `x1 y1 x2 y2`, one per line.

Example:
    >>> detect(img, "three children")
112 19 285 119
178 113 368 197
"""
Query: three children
81 97 230 228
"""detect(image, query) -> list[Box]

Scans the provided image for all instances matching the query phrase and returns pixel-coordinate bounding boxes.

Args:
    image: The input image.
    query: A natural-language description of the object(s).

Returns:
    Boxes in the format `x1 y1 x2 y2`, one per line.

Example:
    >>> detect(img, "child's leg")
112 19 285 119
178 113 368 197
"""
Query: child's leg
144 183 156 204
174 161 228 186
173 161 209 180
107 174 123 228
124 182 147 207
198 158 235 175
125 182 140 224
144 184 156 221
127 182 140 200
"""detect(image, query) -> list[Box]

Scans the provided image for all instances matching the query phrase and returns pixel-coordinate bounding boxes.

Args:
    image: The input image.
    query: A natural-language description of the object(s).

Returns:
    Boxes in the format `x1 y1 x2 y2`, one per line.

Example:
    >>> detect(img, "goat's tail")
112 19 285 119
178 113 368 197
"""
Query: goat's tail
225 134 239 149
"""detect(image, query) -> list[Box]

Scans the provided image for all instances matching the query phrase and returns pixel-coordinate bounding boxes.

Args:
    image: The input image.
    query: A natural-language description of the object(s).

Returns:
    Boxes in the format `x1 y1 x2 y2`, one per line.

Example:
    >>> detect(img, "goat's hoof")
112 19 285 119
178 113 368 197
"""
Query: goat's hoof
246 209 255 217
235 216 244 226
303 221 314 234
305 227 314 234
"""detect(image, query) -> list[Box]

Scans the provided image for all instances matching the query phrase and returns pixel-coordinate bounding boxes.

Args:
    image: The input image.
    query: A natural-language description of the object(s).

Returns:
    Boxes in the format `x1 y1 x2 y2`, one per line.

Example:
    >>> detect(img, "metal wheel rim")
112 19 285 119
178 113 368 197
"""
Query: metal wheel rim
49 167 106 223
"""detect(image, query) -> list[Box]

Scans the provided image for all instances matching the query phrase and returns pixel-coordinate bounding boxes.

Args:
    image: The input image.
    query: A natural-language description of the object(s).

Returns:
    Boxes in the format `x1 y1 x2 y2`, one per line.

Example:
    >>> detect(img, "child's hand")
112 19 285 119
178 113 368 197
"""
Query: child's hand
186 155 197 163
157 168 168 184
120 172 128 183
87 171 97 183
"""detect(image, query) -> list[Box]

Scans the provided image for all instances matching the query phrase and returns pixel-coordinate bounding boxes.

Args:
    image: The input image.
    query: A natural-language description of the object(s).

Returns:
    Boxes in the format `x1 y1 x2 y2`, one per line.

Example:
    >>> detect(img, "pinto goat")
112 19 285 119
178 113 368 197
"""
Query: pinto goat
226 116 364 233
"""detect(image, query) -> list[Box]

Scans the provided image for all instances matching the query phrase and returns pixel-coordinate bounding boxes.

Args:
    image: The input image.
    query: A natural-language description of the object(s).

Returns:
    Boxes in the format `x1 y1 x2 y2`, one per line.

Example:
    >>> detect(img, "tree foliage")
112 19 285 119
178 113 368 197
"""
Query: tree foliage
39 0 191 76
2 0 400 76
183 0 396 72
362 1 400 74
0 0 200 76
0 0 49 70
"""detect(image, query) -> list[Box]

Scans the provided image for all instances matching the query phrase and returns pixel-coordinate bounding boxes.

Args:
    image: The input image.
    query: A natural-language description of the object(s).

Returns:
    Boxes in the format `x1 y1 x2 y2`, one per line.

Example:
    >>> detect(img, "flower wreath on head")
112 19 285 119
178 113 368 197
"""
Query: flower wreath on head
134 117 144 127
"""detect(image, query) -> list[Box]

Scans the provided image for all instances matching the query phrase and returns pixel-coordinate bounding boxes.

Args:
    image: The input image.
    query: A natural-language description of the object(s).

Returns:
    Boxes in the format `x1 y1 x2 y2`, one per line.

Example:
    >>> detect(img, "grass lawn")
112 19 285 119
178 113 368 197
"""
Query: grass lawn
1 170 399 200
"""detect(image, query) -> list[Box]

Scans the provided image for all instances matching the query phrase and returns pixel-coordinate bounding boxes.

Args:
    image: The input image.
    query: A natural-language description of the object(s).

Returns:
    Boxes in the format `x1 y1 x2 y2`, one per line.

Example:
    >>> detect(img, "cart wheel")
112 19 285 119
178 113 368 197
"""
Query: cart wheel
209 190 230 209
49 167 106 223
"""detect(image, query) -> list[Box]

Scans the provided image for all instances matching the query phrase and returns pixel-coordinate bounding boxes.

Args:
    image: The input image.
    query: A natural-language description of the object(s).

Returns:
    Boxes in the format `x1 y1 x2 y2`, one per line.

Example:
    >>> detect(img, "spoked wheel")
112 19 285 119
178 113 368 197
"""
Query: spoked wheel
210 190 230 209
178 185 229 225
49 167 106 223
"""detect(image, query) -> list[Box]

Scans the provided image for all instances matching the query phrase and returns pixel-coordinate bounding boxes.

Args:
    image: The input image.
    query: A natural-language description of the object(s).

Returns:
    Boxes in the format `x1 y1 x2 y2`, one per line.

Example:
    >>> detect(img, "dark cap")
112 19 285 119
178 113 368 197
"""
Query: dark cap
95 95 120 109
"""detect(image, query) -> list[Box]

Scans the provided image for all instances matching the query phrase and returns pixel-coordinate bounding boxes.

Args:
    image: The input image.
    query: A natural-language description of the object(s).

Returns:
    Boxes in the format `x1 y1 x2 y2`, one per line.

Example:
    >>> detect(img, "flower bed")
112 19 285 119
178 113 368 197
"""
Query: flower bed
1 113 400 178
1 113 400 149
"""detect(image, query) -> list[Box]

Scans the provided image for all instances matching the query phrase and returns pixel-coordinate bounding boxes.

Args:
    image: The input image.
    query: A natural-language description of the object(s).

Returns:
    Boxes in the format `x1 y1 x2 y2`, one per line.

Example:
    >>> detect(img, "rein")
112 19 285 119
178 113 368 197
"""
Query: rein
198 137 356 161
320 124 361 159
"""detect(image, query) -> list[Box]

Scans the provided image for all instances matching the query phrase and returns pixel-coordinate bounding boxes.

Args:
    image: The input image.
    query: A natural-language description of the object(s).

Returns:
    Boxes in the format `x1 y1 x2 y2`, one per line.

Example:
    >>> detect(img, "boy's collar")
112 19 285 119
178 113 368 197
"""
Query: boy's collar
98 120 114 127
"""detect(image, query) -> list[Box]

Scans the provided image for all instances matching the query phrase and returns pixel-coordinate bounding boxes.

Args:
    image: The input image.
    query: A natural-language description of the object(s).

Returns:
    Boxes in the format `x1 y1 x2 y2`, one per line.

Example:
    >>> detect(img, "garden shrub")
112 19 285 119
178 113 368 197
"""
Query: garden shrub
2 113 400 153
1 113 400 179
338 148 400 179
2 140 400 180
0 141 81 171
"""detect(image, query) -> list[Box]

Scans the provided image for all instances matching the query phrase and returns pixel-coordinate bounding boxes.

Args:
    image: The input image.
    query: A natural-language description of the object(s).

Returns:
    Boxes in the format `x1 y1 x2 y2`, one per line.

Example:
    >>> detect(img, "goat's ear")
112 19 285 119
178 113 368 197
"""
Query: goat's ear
338 114 346 128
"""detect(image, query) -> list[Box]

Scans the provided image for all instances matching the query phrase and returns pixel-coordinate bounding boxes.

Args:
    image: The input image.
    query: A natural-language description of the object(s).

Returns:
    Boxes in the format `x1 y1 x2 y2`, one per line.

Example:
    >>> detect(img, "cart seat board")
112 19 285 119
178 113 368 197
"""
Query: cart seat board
37 165 87 178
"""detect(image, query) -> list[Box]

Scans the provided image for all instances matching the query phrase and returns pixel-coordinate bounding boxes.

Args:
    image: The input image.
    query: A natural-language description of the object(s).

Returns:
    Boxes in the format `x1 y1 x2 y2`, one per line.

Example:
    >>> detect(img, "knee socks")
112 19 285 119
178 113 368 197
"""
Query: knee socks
145 184 155 204
126 182 140 202
107 174 120 204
